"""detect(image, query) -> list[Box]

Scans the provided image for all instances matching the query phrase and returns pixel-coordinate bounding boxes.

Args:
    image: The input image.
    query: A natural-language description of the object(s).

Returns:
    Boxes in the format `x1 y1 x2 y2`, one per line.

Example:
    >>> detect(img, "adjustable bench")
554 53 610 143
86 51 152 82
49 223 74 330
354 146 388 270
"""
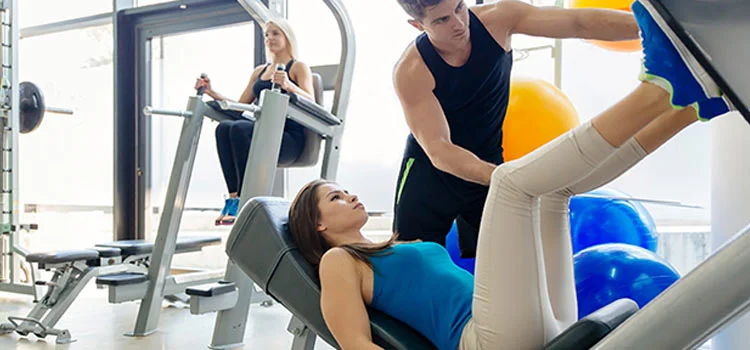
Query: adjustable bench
0 236 220 344
222 197 639 349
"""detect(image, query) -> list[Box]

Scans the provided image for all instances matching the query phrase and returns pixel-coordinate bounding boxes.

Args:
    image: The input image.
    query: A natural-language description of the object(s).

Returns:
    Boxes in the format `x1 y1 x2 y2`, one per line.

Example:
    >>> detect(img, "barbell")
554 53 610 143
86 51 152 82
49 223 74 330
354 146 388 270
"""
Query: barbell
17 81 73 134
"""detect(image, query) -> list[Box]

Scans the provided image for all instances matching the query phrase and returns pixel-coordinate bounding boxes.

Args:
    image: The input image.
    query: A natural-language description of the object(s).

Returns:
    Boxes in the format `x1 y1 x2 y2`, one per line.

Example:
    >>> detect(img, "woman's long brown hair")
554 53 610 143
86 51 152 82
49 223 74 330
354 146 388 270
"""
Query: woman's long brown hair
288 179 397 268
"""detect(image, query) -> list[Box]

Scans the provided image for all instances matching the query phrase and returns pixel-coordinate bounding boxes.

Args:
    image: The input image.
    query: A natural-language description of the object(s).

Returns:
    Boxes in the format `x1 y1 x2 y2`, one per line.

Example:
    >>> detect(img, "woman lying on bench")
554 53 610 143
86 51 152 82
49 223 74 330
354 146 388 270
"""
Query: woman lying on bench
287 3 733 349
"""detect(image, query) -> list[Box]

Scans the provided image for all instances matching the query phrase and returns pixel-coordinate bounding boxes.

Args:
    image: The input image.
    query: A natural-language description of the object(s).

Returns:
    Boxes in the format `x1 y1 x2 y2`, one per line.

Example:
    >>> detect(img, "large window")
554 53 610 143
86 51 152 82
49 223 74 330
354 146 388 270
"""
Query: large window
19 24 114 208
16 24 114 249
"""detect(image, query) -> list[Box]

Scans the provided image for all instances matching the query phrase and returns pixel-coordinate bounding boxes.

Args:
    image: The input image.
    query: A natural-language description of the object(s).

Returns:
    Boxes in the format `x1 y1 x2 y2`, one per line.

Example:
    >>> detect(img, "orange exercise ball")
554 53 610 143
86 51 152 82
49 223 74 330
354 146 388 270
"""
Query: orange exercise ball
502 78 580 162
569 0 641 52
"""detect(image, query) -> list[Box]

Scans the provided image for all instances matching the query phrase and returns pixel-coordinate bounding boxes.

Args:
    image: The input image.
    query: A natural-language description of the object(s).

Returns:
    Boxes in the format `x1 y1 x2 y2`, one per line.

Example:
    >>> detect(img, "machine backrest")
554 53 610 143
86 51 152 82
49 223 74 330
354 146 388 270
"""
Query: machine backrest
279 66 333 169
311 73 325 106
225 197 436 350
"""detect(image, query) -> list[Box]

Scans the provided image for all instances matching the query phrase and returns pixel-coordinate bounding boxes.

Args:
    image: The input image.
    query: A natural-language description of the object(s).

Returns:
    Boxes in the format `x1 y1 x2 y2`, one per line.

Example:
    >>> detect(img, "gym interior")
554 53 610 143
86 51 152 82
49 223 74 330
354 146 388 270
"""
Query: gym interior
0 0 748 349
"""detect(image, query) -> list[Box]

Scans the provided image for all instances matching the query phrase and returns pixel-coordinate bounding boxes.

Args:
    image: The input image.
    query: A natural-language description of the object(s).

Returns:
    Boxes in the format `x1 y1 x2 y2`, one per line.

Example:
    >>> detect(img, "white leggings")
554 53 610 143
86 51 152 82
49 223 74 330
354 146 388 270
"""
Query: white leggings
459 121 647 349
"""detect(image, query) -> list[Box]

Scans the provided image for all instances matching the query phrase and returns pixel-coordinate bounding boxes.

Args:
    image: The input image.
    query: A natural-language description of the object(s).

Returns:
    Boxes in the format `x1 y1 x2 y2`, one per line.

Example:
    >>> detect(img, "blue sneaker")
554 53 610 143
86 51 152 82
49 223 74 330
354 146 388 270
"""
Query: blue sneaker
219 198 240 226
693 96 734 122
632 0 723 108
226 197 240 217
215 197 236 226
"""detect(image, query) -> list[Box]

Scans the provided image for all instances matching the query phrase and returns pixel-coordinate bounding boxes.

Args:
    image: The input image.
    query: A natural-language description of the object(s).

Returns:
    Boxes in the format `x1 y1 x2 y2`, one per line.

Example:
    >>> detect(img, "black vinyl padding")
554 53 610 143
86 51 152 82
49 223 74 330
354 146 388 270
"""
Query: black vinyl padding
545 299 639 350
92 247 122 258
95 235 221 256
95 272 148 286
27 249 100 264
289 93 342 126
185 282 237 297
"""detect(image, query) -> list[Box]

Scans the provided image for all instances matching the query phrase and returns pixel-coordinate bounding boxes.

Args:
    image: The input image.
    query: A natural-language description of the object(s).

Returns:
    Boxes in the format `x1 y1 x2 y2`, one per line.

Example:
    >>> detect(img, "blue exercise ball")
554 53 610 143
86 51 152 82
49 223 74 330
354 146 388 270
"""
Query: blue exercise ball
446 222 476 274
569 188 658 254
574 243 680 319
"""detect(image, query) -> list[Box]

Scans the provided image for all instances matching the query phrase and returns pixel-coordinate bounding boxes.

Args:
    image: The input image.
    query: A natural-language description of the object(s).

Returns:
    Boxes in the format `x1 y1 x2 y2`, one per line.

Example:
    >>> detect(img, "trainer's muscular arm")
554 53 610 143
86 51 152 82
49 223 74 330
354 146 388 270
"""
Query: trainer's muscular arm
476 0 638 48
393 47 495 187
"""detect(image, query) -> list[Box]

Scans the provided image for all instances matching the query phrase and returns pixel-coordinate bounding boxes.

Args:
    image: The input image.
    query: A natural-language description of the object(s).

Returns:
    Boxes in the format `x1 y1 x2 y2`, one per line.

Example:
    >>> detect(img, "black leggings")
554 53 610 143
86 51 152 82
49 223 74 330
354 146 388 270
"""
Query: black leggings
215 119 305 195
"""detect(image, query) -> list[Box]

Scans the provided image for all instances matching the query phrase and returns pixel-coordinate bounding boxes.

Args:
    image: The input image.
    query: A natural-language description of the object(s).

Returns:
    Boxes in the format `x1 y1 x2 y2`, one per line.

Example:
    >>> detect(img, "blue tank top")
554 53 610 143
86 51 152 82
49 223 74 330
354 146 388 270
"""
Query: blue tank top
369 242 473 350
252 59 304 134
407 9 513 189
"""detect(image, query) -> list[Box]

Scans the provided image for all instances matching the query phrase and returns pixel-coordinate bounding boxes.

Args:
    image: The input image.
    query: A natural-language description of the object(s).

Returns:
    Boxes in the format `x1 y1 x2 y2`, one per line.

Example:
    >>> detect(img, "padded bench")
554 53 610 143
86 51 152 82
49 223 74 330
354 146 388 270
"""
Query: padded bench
224 197 639 349
4 235 223 344
94 235 221 286
27 247 123 270
95 235 221 256
24 236 221 271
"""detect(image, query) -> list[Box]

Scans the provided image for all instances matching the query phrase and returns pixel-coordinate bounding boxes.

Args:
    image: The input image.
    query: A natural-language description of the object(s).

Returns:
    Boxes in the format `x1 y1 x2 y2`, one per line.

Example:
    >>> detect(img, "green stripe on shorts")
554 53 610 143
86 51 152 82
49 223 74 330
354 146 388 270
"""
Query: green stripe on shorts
396 158 415 205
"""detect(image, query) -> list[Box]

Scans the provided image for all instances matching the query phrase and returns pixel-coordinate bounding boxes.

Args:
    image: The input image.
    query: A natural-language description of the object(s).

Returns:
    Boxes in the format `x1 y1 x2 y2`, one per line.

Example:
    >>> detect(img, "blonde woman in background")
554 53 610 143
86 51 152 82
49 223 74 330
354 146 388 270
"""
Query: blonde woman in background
195 18 316 226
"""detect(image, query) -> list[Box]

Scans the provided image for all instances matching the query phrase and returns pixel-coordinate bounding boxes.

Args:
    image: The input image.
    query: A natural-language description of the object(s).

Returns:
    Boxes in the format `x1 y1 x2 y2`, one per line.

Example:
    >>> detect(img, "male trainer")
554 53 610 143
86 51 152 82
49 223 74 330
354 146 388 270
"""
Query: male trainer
392 0 639 257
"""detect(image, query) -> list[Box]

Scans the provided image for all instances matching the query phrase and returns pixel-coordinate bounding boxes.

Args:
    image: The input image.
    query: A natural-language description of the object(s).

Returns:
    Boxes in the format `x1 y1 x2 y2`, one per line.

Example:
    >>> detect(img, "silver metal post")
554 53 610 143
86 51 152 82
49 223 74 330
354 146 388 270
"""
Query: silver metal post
210 90 289 349
319 0 355 181
127 96 205 337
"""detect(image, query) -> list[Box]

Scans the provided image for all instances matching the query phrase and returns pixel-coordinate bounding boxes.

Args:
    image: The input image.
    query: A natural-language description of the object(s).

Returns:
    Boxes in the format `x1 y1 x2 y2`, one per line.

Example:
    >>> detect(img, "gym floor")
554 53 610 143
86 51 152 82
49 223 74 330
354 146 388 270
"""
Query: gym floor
0 284 336 349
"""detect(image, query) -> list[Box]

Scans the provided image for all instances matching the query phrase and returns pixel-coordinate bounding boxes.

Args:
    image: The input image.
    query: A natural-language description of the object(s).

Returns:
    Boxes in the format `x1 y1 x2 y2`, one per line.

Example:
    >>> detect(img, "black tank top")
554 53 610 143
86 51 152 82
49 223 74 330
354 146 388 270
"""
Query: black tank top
252 59 296 98
407 9 513 189
252 59 304 134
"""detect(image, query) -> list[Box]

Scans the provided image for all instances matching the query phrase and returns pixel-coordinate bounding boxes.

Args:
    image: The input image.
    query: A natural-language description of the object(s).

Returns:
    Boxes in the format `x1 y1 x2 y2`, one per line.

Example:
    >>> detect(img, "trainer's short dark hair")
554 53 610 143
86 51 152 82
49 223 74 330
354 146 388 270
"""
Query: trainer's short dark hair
397 0 445 20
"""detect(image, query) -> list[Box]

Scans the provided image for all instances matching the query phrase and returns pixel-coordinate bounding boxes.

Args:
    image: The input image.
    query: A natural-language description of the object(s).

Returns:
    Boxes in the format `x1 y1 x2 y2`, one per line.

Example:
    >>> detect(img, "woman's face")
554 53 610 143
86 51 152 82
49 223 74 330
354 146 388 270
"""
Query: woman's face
264 23 288 55
315 183 368 236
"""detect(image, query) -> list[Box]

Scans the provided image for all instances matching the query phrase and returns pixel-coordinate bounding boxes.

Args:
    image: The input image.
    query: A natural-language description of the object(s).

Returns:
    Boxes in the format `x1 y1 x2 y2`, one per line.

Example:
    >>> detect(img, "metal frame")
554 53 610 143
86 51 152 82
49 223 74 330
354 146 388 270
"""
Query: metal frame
20 12 112 39
0 259 146 344
0 0 43 300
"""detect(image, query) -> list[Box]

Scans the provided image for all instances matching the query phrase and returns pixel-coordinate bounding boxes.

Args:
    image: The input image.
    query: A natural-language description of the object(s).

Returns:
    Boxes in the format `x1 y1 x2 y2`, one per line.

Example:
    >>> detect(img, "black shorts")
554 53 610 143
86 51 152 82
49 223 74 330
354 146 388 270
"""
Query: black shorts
392 156 489 258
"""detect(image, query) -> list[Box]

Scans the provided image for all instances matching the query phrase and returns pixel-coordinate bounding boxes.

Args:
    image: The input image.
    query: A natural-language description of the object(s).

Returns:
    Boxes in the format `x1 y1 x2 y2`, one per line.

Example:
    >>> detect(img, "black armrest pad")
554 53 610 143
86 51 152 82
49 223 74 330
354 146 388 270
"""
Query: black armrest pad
289 94 342 126
186 282 237 297
544 299 638 350
96 272 147 286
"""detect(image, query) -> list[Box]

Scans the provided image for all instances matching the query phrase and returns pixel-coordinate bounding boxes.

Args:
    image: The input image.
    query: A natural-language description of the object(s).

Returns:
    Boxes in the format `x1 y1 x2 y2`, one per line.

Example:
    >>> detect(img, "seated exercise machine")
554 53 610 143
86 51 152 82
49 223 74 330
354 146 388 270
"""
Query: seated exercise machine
185 0 354 348
223 1 750 349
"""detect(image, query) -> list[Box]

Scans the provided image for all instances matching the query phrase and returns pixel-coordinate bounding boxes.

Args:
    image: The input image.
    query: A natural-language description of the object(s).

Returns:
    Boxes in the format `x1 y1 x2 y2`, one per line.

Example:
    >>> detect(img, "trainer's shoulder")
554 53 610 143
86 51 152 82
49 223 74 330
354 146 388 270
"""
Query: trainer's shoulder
472 1 525 29
393 42 433 91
